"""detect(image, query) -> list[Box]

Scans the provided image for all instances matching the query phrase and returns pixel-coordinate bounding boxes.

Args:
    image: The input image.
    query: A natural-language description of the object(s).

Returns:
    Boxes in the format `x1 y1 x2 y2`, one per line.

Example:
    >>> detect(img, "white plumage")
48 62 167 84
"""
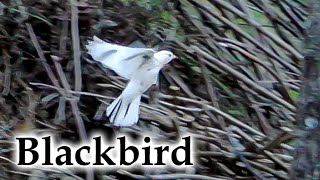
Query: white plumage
86 36 176 127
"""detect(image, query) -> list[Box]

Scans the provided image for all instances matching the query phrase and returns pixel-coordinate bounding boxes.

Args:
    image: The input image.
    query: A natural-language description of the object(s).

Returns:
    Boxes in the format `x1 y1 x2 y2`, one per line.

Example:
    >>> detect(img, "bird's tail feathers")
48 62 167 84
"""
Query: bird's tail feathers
106 96 121 118
106 95 141 127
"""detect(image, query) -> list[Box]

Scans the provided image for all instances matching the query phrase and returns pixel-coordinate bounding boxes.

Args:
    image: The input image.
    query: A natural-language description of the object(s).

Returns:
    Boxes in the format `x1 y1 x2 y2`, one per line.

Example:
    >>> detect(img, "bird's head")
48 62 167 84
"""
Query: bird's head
154 50 177 65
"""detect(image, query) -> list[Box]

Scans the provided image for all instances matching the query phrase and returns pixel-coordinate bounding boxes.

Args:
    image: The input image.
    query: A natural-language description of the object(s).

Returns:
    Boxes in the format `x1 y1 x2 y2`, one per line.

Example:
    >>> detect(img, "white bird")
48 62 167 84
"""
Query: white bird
86 36 177 127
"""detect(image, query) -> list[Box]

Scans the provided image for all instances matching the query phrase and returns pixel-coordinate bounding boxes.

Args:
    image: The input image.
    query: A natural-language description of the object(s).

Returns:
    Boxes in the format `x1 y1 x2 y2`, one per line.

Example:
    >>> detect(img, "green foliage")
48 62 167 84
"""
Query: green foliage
180 0 202 20
119 0 182 41
228 109 246 118
248 7 272 27
161 11 174 24
120 0 164 11
1 4 52 26
289 90 300 101
211 76 235 98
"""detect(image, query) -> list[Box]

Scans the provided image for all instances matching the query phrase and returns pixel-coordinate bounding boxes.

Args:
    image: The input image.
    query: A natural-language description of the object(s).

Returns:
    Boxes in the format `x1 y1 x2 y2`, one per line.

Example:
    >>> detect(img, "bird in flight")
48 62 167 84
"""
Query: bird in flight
86 36 177 127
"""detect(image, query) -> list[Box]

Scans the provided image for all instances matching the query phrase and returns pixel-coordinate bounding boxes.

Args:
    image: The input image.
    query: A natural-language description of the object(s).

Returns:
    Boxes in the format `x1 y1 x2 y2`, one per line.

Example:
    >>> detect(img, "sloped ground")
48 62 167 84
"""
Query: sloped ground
0 0 312 179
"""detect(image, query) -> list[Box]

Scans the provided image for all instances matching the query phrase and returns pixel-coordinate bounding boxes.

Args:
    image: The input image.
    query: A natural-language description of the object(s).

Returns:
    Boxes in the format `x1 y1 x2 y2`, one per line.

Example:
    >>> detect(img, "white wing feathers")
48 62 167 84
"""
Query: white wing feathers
86 36 155 79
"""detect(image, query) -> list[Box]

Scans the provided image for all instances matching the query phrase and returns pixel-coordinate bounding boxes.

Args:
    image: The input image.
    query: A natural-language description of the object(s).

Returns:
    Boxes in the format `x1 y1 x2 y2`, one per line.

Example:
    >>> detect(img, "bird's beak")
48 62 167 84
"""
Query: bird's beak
173 55 178 59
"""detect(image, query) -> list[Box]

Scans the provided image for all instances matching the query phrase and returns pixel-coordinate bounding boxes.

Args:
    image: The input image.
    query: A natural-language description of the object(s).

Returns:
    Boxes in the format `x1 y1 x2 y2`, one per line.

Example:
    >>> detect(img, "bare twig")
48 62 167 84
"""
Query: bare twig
70 0 82 92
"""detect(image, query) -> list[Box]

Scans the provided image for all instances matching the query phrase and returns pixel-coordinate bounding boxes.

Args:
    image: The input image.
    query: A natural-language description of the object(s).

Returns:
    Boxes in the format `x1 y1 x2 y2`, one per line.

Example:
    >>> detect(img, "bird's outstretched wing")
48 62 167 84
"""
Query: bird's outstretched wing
86 36 155 79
